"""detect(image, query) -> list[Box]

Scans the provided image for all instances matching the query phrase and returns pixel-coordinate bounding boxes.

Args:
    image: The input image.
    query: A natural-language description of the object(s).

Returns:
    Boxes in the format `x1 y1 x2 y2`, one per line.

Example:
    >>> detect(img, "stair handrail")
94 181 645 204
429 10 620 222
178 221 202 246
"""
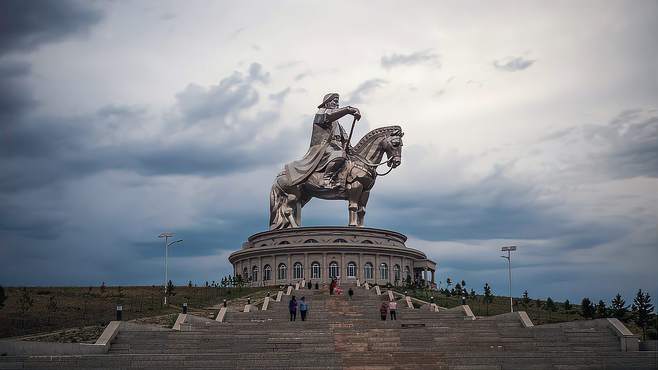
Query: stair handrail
387 289 448 310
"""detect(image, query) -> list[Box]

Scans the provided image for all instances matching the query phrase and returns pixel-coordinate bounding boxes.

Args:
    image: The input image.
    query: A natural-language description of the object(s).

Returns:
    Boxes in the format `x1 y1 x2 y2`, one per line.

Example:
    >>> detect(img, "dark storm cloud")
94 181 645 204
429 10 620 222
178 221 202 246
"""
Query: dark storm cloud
368 164 624 250
0 204 64 240
0 61 305 285
0 60 35 119
0 109 302 192
588 109 658 178
0 63 304 192
492 56 535 72
347 79 387 104
133 213 264 259
381 49 439 69
543 108 658 178
176 63 269 124
0 0 103 56
96 105 147 119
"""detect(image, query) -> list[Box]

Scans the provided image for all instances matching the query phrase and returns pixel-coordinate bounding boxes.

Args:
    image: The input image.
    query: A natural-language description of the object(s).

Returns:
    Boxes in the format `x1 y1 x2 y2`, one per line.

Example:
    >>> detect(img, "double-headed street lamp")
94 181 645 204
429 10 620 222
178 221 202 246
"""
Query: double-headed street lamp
159 232 183 305
501 245 517 313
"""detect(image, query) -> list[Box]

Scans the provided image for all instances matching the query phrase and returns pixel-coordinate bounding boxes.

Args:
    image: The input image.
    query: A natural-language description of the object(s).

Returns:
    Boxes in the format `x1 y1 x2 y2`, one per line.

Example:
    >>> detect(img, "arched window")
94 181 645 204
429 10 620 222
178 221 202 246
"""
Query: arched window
263 265 272 281
364 263 374 280
252 266 258 282
293 262 304 279
394 264 401 281
347 262 357 278
362 240 374 244
277 263 287 280
379 263 388 280
277 240 290 245
304 239 318 243
311 262 321 279
329 261 339 278
334 239 347 243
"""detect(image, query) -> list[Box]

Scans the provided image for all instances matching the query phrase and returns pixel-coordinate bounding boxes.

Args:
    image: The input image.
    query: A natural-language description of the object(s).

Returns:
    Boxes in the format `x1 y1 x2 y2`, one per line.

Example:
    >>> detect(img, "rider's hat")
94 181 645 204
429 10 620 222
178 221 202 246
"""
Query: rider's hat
317 93 339 108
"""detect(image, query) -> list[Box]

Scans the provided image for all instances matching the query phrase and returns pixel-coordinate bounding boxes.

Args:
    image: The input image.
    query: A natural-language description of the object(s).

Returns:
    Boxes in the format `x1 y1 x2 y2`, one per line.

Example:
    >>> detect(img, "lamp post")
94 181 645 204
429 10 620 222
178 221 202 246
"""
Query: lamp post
159 232 182 305
500 246 517 313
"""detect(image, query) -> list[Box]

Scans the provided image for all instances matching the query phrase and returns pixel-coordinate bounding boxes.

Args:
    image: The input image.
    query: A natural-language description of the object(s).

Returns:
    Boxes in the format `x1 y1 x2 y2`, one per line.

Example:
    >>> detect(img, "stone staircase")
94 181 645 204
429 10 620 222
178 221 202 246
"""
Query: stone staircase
1 284 656 369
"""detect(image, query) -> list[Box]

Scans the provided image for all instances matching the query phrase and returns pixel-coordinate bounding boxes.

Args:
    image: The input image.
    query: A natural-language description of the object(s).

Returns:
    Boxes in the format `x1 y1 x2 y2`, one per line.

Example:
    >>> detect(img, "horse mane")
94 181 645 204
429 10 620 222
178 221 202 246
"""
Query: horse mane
352 125 402 153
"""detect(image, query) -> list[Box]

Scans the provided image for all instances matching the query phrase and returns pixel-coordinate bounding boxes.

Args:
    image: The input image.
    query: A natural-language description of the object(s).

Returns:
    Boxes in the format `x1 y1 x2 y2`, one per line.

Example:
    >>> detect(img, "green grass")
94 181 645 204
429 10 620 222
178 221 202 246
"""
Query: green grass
0 285 267 338
395 287 656 338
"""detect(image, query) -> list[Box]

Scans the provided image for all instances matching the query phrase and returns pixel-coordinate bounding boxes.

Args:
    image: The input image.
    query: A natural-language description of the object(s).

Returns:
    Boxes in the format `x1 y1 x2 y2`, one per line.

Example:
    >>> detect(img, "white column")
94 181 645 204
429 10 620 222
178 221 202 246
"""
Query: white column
258 256 262 287
358 253 362 280
322 253 327 284
304 253 309 282
375 254 380 284
389 255 393 284
341 253 345 281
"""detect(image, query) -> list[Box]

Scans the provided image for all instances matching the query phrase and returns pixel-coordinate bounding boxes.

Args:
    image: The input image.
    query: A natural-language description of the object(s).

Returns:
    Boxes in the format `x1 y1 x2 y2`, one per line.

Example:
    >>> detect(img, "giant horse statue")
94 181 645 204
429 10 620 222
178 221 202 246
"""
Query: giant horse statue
269 93 403 229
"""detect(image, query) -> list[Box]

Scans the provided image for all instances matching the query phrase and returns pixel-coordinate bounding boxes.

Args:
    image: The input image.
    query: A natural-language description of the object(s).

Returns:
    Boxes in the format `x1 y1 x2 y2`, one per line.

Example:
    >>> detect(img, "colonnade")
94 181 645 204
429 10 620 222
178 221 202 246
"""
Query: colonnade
235 252 435 287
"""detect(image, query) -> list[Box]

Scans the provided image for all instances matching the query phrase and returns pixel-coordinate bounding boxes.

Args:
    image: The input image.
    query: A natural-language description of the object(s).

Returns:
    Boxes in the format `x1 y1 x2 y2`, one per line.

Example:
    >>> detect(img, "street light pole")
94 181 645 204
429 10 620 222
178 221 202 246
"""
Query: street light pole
501 246 517 313
159 232 182 305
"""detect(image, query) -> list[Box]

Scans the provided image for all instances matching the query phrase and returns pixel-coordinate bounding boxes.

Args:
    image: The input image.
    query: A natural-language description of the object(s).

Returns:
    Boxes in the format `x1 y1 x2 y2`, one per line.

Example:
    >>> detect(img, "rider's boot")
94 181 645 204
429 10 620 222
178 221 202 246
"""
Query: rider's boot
323 160 343 188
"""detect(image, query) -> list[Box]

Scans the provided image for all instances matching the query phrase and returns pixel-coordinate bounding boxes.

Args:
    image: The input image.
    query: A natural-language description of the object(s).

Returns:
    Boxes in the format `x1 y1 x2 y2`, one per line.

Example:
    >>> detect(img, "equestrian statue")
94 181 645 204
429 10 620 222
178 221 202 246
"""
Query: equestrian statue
269 92 403 229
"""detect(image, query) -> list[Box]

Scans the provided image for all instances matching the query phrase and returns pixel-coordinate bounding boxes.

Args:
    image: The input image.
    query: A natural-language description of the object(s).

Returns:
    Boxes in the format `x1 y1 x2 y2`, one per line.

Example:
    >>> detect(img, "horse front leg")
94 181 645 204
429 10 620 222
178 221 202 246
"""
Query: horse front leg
357 190 370 227
286 190 301 228
347 181 363 227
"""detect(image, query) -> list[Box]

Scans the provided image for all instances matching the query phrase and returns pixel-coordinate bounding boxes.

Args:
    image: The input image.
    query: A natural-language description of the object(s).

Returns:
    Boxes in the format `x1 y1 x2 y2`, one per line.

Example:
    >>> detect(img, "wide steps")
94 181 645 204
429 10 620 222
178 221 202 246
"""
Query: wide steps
4 286 655 369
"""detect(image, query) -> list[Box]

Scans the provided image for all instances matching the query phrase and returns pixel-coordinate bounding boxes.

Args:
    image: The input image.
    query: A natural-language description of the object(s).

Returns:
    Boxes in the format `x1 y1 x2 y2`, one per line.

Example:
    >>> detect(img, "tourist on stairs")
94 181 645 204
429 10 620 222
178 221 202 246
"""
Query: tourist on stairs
380 301 388 321
289 295 297 321
300 297 308 321
389 300 397 320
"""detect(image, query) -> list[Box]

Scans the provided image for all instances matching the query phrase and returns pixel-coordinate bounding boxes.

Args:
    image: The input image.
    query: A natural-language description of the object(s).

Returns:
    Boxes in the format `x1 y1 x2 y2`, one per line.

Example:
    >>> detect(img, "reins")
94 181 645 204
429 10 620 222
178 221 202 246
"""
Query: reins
376 165 394 176
345 119 398 177
351 156 395 176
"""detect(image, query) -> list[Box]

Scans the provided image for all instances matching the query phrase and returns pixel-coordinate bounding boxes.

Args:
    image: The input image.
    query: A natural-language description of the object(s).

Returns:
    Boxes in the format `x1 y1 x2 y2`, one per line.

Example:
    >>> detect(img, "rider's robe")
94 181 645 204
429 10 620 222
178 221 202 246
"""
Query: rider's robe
285 108 349 186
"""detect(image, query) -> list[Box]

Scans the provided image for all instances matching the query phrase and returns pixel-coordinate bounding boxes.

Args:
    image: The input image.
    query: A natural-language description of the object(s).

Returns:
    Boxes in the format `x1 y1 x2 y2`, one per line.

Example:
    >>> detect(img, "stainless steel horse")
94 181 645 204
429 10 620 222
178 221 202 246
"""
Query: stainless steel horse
270 125 403 229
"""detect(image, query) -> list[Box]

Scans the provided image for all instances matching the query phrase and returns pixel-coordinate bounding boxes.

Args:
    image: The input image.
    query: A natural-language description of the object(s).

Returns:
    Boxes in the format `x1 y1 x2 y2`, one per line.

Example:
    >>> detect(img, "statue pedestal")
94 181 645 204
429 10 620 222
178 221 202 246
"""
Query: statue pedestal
228 226 436 286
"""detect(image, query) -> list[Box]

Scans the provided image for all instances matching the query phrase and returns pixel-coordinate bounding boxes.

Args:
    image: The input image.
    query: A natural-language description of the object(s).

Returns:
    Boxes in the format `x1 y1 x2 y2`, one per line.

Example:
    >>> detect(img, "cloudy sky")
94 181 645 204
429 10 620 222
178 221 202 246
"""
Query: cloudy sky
1 0 656 304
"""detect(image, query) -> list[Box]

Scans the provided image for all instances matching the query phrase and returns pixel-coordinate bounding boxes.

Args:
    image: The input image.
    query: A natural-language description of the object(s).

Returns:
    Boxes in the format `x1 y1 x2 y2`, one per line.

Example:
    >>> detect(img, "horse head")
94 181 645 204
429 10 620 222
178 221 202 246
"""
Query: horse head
381 128 403 169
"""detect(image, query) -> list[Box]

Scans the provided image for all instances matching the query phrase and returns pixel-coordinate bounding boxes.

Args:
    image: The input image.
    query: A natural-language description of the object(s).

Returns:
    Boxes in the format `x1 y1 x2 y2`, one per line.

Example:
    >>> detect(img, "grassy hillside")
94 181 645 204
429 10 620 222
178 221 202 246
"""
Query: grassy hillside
0 285 267 338
398 287 656 338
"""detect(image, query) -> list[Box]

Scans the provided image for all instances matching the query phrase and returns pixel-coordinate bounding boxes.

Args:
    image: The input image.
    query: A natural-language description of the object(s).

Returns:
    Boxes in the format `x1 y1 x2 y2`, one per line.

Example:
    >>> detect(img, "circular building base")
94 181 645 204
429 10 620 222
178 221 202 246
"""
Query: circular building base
228 226 436 287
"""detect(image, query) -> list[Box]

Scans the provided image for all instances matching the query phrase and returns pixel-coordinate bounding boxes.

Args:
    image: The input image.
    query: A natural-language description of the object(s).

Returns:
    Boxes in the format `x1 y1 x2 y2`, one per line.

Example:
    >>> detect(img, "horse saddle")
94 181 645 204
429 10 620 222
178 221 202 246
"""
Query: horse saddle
319 159 372 192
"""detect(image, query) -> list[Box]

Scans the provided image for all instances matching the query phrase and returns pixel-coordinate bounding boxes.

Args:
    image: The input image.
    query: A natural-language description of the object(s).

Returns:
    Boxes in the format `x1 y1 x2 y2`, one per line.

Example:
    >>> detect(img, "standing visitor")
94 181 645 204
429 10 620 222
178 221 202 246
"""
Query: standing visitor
389 300 397 320
300 297 309 321
348 287 354 299
330 279 336 295
289 295 297 321
379 301 388 321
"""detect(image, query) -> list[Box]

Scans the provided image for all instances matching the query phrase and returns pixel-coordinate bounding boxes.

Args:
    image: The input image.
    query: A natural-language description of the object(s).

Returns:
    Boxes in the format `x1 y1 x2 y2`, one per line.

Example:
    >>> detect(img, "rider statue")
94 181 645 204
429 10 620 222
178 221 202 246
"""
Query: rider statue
270 92 402 229
285 93 361 189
